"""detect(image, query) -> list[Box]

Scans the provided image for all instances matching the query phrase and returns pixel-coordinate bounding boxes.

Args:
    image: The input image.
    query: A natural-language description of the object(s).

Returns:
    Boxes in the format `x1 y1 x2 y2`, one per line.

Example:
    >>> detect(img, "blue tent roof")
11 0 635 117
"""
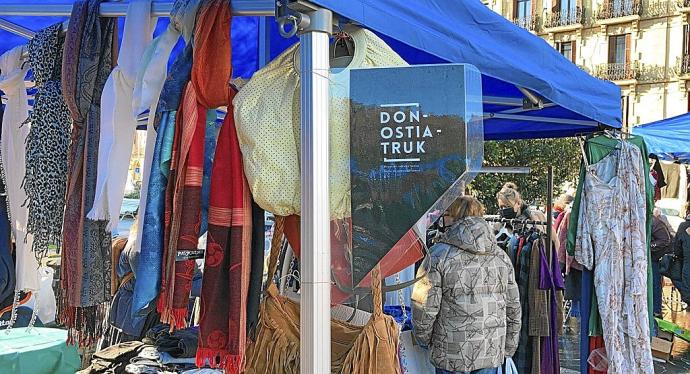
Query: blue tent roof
633 113 690 163
0 0 622 140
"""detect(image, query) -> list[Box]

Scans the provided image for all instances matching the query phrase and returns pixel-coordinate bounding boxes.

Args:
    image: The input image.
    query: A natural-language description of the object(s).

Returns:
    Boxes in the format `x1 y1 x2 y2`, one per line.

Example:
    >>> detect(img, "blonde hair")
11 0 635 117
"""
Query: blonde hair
446 196 486 220
496 182 522 208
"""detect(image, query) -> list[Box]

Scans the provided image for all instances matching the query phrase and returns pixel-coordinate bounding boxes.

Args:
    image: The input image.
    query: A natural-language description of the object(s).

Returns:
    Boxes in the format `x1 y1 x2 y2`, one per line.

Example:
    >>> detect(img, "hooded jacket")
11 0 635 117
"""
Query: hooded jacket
412 216 521 372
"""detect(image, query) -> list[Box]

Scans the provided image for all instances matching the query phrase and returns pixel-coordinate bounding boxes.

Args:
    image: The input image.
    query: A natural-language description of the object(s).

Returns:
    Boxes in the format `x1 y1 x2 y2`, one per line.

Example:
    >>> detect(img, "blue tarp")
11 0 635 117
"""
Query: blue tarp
633 113 690 163
0 0 622 140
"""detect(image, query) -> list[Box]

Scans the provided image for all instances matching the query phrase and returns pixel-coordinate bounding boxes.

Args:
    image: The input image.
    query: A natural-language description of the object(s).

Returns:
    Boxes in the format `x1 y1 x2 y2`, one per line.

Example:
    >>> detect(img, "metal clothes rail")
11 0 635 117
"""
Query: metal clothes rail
484 216 548 226
0 0 275 17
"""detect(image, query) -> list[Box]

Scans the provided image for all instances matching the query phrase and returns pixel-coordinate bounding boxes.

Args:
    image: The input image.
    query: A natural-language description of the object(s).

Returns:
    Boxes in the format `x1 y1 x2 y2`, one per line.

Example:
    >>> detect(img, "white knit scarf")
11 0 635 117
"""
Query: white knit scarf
88 0 157 230
0 45 39 292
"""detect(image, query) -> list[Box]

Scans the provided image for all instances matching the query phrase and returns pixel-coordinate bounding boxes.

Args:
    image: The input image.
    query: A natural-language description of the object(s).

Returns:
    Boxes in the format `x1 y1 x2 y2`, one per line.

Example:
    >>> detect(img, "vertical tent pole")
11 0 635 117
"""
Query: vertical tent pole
299 7 332 374
547 166 553 263
258 16 271 68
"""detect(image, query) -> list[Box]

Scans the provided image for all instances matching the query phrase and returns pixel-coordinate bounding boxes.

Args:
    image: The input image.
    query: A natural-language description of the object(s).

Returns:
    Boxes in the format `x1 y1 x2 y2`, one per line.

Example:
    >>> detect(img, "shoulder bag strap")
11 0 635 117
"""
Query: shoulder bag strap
266 215 286 287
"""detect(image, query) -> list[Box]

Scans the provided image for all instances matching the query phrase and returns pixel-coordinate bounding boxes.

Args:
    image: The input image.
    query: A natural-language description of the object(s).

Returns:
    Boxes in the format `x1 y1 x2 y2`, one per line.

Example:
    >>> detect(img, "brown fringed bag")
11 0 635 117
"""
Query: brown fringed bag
244 217 400 374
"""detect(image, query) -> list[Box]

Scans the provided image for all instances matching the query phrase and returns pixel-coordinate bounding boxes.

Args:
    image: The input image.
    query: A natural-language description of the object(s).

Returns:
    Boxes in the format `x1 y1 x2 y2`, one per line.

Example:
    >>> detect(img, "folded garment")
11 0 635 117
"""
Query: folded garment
78 341 145 374
145 324 199 358
159 351 196 365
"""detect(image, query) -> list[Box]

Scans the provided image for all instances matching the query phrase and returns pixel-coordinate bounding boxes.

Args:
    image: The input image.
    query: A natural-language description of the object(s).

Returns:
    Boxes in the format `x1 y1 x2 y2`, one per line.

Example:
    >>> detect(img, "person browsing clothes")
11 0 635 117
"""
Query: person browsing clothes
412 196 521 374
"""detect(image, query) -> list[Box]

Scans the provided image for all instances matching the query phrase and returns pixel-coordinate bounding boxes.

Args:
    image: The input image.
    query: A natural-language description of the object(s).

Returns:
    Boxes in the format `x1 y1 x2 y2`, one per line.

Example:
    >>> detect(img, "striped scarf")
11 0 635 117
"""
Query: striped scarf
157 0 235 333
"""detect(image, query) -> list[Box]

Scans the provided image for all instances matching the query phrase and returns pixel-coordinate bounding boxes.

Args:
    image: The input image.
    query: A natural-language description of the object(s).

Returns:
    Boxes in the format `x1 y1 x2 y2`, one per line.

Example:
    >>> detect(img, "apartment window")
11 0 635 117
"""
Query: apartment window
559 0 576 13
683 25 690 56
515 0 532 18
558 41 577 63
608 34 630 64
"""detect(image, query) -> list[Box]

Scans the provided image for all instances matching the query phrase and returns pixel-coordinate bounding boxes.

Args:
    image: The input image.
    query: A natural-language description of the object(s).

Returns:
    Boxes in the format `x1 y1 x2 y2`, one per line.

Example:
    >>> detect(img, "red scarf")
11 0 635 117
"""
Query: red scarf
193 4 251 372
157 0 233 330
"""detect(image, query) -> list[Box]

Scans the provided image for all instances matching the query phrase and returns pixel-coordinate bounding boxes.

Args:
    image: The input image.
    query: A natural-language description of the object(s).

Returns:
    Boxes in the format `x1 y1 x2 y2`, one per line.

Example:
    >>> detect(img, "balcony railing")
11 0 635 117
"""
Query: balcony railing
641 0 675 17
544 7 585 28
678 0 690 8
678 54 690 75
637 64 667 82
594 62 639 81
596 0 642 19
513 16 540 31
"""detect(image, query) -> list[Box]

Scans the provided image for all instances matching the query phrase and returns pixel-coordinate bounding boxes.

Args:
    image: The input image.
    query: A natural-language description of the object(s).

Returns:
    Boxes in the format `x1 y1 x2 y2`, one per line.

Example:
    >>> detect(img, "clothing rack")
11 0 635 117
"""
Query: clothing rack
484 216 548 226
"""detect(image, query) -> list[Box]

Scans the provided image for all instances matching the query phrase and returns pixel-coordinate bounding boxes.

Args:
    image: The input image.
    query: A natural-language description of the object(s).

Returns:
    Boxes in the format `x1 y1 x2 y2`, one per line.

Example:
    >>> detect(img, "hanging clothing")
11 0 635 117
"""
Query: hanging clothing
0 107 15 305
567 135 655 345
130 0 200 262
132 0 198 317
538 240 565 374
157 82 206 328
88 0 156 230
0 45 40 293
133 43 193 320
233 25 407 219
24 23 72 260
576 141 653 373
192 3 253 372
157 0 232 328
60 0 118 345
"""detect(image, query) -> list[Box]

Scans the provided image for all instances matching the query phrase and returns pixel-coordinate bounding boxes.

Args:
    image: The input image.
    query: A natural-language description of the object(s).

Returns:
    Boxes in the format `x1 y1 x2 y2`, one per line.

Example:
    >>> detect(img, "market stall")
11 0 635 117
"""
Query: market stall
0 0 625 373
633 113 690 164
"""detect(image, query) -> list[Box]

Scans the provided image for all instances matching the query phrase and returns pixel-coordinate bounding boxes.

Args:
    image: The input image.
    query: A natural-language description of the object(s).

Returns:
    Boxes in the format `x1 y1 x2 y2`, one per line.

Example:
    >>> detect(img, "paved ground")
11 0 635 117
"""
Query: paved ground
560 284 690 373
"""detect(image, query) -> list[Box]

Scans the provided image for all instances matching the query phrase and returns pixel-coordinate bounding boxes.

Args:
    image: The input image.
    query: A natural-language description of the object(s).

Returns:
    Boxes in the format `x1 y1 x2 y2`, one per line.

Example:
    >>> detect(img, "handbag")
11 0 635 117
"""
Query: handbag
498 357 518 374
660 253 682 280
244 216 401 374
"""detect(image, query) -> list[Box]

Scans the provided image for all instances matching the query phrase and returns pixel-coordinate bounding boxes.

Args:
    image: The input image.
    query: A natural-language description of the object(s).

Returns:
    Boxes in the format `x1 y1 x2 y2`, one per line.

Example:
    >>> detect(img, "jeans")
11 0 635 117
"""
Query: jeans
435 367 499 374
652 259 662 315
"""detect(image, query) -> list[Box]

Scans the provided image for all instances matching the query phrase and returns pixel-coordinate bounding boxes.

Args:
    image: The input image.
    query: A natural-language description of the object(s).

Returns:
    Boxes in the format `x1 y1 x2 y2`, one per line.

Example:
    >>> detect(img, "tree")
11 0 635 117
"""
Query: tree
469 138 582 213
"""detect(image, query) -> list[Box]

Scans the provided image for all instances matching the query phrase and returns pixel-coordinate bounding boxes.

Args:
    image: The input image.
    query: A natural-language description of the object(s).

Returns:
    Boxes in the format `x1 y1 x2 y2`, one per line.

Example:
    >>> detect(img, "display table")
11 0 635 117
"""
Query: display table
0 327 80 373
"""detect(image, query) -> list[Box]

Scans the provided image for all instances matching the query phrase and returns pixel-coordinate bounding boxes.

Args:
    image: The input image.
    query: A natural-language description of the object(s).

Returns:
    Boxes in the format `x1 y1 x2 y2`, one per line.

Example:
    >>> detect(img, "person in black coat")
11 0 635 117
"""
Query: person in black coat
672 213 690 305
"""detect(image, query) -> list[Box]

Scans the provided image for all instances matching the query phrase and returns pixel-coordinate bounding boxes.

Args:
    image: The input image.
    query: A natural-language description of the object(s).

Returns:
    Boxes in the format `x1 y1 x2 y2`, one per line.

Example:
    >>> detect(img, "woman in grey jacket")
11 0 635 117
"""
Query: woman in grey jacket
412 196 521 374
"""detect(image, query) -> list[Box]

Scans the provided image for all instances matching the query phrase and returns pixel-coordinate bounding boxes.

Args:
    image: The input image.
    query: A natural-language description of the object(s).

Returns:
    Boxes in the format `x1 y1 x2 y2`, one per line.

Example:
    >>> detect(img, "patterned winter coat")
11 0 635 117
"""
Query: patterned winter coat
412 216 521 372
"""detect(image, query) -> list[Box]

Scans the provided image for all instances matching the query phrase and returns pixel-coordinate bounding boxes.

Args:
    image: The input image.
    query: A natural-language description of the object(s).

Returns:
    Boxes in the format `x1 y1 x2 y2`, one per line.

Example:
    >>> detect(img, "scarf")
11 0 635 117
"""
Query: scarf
195 4 251 372
196 100 252 373
132 0 198 315
88 0 156 230
0 45 40 294
133 43 193 319
157 0 233 331
23 24 72 260
60 0 118 345
0 105 16 305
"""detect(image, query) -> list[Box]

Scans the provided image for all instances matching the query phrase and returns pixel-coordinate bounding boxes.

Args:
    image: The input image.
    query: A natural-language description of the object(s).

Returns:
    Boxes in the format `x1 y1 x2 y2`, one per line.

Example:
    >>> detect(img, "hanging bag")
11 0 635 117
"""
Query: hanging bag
244 217 401 373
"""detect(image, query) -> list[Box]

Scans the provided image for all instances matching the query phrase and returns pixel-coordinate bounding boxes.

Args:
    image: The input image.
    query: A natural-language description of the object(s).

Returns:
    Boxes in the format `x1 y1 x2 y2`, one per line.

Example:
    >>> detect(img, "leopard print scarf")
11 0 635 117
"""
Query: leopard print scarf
24 23 73 259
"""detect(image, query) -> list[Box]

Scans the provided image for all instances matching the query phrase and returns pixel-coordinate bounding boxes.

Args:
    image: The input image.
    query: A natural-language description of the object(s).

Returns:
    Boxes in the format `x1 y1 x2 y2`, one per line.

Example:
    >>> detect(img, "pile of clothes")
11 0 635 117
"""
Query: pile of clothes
80 325 218 374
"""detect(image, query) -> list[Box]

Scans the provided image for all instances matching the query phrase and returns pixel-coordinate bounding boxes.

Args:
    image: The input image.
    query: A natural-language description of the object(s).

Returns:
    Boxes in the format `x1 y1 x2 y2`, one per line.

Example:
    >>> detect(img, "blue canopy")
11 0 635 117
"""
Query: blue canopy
0 0 622 140
633 113 690 163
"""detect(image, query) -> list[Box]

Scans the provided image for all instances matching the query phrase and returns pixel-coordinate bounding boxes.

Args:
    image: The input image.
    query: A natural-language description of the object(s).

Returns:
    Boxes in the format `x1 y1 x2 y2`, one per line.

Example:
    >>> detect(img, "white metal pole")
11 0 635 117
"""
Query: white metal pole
299 7 332 374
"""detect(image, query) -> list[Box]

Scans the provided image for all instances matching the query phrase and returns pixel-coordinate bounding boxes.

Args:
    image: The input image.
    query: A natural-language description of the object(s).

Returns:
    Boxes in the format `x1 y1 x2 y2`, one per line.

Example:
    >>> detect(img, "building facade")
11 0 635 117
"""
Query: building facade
486 0 690 130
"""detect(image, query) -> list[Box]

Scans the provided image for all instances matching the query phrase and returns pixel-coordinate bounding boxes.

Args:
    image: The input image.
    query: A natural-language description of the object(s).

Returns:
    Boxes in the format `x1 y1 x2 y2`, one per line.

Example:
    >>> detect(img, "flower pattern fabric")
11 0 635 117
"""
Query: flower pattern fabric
575 141 653 374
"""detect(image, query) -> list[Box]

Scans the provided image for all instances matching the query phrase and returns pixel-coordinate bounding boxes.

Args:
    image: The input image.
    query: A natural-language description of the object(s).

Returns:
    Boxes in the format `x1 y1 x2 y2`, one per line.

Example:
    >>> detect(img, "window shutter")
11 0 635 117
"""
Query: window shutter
608 37 616 63
684 25 689 56
514 0 519 18
572 41 577 63
553 0 560 13
625 34 632 63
